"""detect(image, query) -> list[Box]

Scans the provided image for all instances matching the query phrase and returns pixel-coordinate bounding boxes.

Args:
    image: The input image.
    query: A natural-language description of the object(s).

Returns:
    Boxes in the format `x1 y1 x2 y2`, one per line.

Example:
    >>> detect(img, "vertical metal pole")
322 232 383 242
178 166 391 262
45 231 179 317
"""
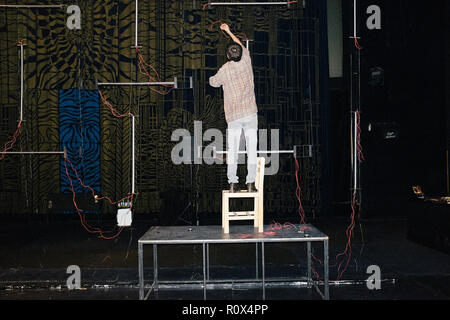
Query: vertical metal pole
261 242 265 300
202 243 206 300
307 241 311 288
353 112 357 191
324 239 329 300
131 115 136 195
255 242 259 279
353 0 357 38
357 48 362 213
138 242 144 300
135 0 139 48
19 42 24 122
153 244 158 291
446 150 449 196
206 243 210 281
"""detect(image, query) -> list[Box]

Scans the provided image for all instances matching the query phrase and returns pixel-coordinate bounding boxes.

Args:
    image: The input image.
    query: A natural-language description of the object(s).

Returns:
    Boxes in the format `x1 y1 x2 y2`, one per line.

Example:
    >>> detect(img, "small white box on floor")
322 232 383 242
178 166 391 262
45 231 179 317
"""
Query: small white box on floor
117 208 132 227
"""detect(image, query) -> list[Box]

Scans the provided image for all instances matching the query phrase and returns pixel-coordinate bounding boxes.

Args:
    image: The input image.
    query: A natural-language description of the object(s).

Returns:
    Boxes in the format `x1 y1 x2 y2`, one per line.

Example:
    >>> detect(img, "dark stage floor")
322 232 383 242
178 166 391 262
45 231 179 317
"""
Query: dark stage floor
0 215 449 300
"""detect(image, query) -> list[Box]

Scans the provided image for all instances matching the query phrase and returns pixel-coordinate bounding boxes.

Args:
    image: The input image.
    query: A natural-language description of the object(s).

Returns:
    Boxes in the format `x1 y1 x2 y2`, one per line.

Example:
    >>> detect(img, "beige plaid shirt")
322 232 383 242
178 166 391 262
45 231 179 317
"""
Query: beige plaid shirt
209 46 258 123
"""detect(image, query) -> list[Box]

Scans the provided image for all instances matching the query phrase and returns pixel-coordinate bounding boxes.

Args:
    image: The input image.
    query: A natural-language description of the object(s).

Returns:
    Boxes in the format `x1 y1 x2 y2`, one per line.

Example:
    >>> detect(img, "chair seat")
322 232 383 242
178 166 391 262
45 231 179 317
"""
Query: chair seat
222 190 260 198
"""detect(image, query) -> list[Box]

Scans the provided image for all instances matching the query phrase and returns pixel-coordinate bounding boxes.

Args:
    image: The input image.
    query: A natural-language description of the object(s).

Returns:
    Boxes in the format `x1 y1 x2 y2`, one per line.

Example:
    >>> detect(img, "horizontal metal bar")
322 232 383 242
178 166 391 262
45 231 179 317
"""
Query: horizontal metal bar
139 237 328 245
207 2 294 6
214 150 294 154
98 82 175 86
1 151 65 155
0 4 65 8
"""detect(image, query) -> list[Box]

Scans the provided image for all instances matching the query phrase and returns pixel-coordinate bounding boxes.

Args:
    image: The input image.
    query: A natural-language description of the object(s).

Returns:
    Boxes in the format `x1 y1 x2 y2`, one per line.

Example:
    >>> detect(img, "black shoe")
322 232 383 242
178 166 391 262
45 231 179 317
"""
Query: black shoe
247 182 257 192
229 183 240 193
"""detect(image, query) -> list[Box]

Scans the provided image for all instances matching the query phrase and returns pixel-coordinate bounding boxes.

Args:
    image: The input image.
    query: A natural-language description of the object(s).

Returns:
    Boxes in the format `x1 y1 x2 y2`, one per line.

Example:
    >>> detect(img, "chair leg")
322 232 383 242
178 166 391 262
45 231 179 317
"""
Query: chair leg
258 195 264 233
223 195 230 234
222 194 225 230
253 197 258 228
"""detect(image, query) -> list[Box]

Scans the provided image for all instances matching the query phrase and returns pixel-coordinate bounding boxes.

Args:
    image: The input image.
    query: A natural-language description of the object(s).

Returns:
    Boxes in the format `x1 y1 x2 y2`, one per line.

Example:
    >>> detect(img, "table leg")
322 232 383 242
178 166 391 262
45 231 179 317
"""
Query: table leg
206 243 210 281
203 243 207 300
138 242 144 300
256 242 259 279
324 239 329 300
262 242 265 300
307 241 312 288
153 244 158 292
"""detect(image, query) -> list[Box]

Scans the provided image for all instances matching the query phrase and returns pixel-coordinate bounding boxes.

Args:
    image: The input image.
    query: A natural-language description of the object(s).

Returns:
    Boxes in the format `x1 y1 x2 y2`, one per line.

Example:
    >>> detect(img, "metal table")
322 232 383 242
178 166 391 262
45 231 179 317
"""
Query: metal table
138 224 329 300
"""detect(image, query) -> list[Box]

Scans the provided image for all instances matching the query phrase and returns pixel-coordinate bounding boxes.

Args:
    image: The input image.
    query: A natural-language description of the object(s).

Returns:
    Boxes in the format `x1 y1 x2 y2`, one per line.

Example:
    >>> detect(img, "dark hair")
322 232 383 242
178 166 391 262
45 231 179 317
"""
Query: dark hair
226 42 242 62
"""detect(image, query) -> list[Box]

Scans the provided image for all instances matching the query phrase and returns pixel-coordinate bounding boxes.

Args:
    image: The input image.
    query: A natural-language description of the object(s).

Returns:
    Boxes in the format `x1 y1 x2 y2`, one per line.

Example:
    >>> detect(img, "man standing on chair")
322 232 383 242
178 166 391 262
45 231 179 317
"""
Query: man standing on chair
209 23 258 193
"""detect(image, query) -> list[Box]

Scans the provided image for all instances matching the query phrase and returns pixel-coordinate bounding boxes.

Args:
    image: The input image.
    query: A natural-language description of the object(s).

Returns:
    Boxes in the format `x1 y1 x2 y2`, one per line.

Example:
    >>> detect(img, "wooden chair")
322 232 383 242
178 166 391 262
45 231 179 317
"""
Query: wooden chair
222 157 265 234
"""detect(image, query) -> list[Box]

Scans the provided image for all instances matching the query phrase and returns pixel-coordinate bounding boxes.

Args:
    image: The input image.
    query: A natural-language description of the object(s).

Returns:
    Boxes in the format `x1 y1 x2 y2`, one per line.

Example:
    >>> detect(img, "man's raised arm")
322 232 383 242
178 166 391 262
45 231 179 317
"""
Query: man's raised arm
220 23 244 48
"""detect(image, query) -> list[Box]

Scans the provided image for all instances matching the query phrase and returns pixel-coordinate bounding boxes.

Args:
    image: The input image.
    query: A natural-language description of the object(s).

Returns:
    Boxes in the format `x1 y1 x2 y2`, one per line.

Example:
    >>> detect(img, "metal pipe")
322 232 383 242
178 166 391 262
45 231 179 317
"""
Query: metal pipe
98 81 176 86
353 112 357 190
153 244 158 291
131 115 136 195
255 242 258 279
18 42 23 122
353 0 357 38
207 2 294 6
202 243 206 300
138 242 144 300
135 0 138 48
0 4 65 8
214 150 294 154
447 150 449 196
307 242 311 288
324 239 329 300
206 243 210 281
1 151 65 155
261 241 265 300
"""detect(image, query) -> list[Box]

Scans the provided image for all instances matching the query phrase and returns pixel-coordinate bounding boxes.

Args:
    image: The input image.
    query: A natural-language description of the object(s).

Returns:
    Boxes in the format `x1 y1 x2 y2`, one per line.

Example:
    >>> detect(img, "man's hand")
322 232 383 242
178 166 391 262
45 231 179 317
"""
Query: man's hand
220 23 230 33
219 23 243 47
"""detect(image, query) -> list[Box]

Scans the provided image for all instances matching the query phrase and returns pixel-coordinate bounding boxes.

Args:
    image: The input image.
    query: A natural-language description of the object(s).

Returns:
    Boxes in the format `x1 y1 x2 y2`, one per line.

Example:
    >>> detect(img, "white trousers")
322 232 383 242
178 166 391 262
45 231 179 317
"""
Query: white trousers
227 113 258 184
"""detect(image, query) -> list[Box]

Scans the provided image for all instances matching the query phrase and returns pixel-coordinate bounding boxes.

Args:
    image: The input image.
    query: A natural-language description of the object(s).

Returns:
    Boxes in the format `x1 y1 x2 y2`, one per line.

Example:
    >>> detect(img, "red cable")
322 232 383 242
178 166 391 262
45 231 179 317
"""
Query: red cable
202 2 211 10
98 90 132 118
0 120 22 161
354 37 363 50
135 47 175 96
1 40 27 161
294 156 306 224
63 157 131 240
356 110 365 162
335 190 357 280
65 157 134 206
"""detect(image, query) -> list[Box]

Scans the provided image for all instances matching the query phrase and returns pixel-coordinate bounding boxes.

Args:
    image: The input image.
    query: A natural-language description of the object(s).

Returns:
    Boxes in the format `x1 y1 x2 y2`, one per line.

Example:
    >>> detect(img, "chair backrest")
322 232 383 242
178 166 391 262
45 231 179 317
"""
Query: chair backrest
255 157 265 193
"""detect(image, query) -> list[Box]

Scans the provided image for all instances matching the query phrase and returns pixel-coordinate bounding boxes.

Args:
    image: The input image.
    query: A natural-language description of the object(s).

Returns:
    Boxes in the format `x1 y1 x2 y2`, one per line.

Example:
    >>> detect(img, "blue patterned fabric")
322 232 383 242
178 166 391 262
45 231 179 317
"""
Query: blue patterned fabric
59 89 100 194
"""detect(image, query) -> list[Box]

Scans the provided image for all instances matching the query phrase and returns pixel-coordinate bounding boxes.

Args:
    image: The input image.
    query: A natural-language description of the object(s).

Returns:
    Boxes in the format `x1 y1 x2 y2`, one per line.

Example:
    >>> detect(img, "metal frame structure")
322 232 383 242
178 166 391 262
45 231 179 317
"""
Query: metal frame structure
204 1 297 8
1 45 66 158
96 78 178 197
138 224 329 300
212 146 312 157
97 79 177 88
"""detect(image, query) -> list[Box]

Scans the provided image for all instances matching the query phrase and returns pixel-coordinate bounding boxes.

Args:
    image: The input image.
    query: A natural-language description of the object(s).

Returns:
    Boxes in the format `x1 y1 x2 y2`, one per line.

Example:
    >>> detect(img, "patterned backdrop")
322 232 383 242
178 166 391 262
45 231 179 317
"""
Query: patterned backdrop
0 0 322 223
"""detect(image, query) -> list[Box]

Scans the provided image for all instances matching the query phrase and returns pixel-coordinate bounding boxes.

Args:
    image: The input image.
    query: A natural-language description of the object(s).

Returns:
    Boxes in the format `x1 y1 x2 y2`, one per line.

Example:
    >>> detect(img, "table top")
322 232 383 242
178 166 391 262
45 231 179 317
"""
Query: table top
138 224 328 244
